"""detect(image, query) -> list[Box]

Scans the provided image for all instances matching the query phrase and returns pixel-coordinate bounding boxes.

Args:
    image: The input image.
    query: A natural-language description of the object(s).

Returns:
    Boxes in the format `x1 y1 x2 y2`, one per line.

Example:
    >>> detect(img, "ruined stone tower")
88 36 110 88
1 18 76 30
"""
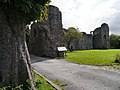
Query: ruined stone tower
93 23 109 49
28 5 64 58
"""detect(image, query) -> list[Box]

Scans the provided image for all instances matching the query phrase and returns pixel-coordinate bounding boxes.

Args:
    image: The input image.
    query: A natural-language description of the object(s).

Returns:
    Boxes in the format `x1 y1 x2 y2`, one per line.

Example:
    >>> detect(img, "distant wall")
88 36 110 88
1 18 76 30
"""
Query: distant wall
71 33 93 50
69 23 109 50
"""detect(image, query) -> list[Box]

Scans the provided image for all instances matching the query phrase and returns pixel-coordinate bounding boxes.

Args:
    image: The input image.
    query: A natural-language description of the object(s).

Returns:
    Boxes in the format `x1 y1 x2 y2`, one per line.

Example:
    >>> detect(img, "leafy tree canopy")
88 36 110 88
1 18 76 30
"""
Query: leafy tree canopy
64 27 83 51
0 0 50 23
64 27 83 43
110 34 120 49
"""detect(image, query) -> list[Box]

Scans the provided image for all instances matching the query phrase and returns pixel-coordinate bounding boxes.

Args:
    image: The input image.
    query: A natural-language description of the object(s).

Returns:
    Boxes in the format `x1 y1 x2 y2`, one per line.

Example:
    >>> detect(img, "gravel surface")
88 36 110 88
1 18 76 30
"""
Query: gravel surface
31 55 120 90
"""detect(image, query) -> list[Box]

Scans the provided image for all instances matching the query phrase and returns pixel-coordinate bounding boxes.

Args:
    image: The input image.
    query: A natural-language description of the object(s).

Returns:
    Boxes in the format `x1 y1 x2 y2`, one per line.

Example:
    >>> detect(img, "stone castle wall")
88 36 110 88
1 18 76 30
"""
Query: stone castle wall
71 23 109 50
28 5 64 58
71 32 93 50
93 23 109 49
28 5 110 58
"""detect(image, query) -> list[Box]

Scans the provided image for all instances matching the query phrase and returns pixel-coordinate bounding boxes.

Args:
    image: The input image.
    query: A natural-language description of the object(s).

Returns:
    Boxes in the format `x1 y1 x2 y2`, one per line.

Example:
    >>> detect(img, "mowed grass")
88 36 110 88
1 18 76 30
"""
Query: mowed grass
65 49 120 65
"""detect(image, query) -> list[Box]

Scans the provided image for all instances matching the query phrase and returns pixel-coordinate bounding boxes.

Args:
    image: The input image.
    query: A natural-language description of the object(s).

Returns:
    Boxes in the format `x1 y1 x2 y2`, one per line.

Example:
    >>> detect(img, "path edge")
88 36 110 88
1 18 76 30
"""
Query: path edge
33 69 62 90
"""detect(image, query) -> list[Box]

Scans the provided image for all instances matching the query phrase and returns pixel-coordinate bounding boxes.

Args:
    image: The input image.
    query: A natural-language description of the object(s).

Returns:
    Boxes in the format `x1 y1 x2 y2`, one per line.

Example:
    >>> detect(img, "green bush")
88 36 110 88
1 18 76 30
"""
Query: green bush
115 54 120 63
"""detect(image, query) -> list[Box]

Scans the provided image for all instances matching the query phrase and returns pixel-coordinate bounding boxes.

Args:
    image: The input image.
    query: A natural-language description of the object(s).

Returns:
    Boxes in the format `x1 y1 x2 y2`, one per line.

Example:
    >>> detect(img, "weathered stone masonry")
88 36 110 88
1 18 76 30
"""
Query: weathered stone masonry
72 32 93 50
93 23 109 49
72 23 109 50
28 5 64 58
28 5 110 58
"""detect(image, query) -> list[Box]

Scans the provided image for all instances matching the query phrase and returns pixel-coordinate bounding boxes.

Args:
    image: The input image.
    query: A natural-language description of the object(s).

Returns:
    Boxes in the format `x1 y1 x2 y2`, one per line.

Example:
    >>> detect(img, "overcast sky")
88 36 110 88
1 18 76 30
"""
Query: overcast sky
50 0 120 35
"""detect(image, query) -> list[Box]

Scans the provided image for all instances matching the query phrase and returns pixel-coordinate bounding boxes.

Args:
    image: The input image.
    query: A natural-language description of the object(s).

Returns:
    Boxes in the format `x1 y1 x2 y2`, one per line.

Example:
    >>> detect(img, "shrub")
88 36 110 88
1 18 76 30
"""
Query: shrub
115 54 120 63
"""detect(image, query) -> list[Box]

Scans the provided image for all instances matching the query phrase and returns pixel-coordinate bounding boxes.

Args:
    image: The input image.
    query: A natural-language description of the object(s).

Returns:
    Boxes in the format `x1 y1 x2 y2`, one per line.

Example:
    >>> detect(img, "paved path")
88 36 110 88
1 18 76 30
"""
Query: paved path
31 55 120 90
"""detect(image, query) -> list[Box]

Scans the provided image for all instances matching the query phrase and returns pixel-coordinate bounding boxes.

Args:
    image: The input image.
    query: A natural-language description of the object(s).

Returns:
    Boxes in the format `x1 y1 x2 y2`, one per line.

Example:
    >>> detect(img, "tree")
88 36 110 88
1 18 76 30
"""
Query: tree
64 27 83 51
0 0 50 89
110 34 120 49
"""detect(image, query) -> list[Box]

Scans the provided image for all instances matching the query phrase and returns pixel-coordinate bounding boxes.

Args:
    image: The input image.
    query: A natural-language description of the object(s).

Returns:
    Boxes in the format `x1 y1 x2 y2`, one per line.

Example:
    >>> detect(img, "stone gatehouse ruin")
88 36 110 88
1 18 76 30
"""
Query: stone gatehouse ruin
28 5 110 58
28 5 64 58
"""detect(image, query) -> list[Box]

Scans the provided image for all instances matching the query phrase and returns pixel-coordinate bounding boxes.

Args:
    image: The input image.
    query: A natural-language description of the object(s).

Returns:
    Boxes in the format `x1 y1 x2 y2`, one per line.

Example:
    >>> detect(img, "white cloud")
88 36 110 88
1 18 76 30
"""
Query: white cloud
50 0 120 34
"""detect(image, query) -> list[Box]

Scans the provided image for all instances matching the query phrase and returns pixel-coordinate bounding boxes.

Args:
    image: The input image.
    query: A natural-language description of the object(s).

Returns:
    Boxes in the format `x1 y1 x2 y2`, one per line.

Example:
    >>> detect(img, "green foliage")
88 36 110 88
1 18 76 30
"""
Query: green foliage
64 27 83 51
25 25 30 43
0 85 23 90
0 0 51 23
99 65 120 70
34 72 56 90
66 49 120 65
110 34 120 49
0 81 31 90
115 54 120 63
64 27 82 43
52 80 67 87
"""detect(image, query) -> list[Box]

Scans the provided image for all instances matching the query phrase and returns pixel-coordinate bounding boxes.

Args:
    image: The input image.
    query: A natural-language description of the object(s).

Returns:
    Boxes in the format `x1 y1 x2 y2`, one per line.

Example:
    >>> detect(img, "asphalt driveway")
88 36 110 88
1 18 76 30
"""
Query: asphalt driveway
31 55 120 90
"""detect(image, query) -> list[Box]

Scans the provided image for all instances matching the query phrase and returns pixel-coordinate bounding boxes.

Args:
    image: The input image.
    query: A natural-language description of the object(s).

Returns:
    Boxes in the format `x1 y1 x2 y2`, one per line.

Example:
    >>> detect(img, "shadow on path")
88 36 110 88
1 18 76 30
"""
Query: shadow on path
30 55 52 64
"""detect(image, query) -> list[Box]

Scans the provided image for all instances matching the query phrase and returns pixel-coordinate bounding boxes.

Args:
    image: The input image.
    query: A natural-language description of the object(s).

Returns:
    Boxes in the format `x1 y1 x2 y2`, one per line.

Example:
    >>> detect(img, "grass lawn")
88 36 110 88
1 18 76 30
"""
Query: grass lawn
65 49 120 66
35 72 56 90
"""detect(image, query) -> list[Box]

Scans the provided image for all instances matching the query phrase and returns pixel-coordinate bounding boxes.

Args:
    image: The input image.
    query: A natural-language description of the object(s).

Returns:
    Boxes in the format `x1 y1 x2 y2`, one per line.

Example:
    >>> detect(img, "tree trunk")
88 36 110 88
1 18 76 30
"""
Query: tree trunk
0 8 35 89
67 41 71 51
67 40 73 51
